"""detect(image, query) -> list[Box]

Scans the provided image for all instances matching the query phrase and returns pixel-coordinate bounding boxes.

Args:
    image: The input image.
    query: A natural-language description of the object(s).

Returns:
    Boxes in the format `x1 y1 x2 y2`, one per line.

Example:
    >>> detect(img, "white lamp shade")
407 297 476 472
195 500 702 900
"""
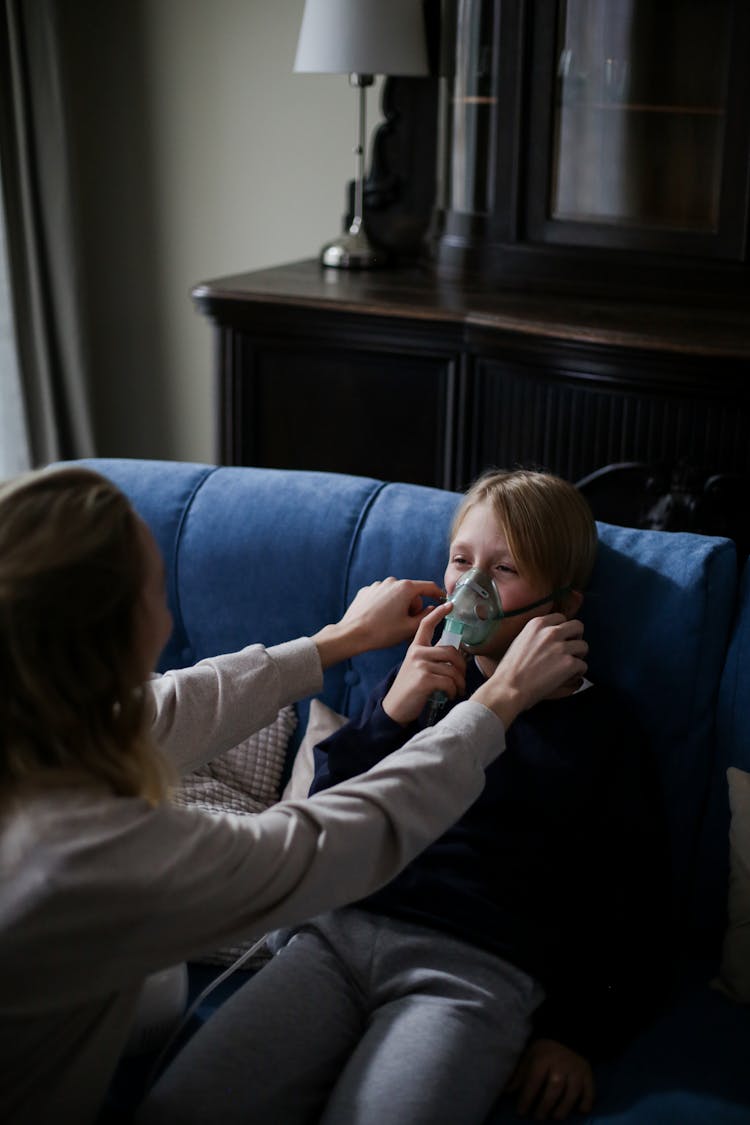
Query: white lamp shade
294 0 429 77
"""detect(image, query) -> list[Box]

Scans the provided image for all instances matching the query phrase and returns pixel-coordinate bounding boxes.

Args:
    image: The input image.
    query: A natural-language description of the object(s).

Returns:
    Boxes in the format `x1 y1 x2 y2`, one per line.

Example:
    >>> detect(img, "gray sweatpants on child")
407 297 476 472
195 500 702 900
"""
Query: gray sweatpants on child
139 907 544 1125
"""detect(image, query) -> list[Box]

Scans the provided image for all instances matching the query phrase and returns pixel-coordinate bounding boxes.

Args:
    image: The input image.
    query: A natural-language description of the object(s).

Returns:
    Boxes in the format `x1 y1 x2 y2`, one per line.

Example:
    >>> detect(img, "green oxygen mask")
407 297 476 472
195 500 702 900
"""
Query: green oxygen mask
438 567 571 653
426 567 572 723
438 568 503 652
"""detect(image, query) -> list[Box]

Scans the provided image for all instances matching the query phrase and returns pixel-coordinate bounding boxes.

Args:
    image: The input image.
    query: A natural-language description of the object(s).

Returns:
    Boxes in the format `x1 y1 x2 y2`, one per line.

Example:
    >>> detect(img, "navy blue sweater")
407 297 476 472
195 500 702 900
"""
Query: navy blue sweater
310 662 669 1059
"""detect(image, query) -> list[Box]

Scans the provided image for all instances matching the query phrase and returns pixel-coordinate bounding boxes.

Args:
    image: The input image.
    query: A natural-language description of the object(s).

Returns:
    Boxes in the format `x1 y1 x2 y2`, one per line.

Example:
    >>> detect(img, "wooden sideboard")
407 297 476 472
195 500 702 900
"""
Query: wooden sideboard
193 260 749 517
192 0 750 553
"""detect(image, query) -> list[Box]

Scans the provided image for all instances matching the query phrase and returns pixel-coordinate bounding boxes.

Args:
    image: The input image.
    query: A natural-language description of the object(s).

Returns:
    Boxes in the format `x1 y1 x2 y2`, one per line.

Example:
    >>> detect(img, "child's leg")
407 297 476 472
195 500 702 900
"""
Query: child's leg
137 920 365 1125
319 914 542 1125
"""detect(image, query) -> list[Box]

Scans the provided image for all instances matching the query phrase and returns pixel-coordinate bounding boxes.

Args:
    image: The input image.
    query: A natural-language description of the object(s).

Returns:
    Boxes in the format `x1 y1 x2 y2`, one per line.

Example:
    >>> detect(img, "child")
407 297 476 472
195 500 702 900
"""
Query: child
0 465 587 1125
140 469 667 1125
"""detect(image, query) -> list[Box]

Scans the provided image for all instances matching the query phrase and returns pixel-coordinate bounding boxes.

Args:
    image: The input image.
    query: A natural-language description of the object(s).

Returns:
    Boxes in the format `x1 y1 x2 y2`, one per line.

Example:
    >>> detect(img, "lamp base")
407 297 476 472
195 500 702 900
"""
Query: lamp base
320 228 386 269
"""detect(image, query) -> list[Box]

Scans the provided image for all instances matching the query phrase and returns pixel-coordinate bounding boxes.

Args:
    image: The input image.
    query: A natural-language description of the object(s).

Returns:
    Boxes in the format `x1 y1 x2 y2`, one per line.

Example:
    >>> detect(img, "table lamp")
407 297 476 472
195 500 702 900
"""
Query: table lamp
294 0 429 268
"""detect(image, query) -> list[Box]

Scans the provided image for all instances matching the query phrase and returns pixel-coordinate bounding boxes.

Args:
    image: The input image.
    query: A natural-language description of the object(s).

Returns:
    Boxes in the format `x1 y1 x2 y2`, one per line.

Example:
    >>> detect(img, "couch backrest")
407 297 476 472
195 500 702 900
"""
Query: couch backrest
80 459 738 949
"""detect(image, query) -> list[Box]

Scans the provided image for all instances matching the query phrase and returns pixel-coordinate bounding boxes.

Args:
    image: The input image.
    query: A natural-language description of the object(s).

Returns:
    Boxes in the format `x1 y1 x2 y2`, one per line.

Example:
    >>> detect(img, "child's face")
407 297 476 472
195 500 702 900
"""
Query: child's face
444 499 554 661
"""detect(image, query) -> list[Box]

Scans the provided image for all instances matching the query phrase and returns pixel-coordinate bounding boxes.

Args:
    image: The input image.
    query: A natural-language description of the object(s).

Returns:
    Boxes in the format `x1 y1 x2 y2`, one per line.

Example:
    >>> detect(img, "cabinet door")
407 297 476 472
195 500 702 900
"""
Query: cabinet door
526 0 750 258
470 354 750 485
223 333 458 489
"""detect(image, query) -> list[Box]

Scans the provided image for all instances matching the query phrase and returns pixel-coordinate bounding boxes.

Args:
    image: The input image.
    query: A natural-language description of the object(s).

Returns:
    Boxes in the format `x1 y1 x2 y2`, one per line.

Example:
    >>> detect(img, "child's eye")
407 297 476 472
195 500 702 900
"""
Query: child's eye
495 564 517 575
451 555 470 566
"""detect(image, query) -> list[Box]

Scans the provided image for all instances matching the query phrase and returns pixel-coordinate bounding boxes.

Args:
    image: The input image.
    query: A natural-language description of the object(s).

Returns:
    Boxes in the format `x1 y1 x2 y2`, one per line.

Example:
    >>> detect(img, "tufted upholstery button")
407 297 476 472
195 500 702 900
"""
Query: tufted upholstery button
344 668 360 686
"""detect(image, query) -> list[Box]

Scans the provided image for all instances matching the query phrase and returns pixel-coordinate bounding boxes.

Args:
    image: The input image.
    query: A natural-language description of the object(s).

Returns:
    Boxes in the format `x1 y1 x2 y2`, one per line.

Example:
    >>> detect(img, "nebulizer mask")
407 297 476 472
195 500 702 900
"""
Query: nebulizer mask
438 568 504 652
426 567 570 723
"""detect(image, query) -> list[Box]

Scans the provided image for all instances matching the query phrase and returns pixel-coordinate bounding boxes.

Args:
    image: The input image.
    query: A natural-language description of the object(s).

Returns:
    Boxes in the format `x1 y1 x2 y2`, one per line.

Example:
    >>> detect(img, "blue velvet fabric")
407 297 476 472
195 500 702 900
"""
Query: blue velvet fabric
79 458 214 671
75 459 748 1125
582 528 737 946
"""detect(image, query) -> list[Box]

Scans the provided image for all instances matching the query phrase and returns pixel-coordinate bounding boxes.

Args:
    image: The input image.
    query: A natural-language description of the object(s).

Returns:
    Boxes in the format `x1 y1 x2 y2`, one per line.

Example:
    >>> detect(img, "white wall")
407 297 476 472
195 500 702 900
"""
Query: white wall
70 0 381 462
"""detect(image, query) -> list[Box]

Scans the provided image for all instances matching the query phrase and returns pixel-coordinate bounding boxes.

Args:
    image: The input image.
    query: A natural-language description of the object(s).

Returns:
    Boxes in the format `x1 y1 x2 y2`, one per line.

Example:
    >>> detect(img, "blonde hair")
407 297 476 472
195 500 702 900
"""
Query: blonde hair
452 469 598 595
0 466 171 804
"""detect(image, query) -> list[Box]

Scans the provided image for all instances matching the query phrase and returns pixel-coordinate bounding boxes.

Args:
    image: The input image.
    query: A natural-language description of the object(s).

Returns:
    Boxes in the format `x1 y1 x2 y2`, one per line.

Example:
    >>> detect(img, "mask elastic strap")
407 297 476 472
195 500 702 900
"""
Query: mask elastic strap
500 586 572 619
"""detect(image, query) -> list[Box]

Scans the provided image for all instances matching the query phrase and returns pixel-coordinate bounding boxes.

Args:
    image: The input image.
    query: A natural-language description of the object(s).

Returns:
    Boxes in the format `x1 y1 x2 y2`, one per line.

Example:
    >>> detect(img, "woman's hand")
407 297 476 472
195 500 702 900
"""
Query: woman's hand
382 603 466 725
472 614 588 730
313 578 445 670
506 1039 595 1121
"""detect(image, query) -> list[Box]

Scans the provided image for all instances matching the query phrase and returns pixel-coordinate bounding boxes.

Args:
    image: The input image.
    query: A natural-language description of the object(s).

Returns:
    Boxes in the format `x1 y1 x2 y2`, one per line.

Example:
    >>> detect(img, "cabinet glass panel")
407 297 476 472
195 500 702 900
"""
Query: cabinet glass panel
439 0 499 215
551 0 731 231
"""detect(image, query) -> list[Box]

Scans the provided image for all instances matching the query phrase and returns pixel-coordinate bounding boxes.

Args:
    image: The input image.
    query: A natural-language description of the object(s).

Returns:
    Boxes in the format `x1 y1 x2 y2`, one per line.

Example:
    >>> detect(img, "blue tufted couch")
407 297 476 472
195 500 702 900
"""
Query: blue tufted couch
83 458 750 1124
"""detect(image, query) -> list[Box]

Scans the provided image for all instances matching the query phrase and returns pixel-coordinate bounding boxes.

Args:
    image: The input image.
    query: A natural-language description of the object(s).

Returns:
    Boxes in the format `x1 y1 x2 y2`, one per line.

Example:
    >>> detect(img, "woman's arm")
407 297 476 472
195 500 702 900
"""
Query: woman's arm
14 700 505 1003
146 639 322 774
148 579 445 774
311 578 445 669
8 614 589 1000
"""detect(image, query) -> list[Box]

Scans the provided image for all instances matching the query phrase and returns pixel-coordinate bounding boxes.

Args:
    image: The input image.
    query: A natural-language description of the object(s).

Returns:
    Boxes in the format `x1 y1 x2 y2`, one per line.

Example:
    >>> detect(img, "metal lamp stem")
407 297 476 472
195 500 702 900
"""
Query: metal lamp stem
350 73 369 235
320 72 384 268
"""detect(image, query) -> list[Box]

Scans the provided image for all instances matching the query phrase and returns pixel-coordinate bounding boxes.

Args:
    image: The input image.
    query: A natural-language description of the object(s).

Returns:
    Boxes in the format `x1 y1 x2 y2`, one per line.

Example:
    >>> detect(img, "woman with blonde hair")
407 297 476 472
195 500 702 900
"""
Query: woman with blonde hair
0 465 587 1124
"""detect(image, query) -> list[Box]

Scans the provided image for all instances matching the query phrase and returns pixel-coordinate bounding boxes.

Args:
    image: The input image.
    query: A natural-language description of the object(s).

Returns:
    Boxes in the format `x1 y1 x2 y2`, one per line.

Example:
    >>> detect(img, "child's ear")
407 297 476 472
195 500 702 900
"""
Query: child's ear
559 589 583 619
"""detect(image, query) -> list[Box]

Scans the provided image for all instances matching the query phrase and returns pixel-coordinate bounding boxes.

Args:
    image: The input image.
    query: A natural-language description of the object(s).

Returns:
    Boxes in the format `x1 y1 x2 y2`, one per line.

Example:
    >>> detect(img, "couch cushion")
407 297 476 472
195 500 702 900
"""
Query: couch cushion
78 457 215 671
583 526 737 939
174 705 297 817
175 466 381 654
282 700 347 802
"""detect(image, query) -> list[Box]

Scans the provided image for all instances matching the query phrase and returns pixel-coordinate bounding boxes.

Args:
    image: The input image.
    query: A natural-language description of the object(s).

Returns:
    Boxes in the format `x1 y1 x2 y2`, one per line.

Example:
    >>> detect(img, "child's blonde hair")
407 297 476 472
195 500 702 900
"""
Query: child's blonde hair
0 466 171 804
452 469 598 595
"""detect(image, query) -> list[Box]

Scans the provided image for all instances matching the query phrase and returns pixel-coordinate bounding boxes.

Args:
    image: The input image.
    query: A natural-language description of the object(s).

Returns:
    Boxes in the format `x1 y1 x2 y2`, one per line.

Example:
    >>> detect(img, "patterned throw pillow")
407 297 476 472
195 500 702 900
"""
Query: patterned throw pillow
173 705 298 965
174 704 297 817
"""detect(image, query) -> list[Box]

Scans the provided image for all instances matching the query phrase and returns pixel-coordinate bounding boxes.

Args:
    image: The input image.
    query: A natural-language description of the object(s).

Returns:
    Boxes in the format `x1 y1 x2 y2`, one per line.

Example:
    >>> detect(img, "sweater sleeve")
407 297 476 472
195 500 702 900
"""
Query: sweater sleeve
145 638 323 774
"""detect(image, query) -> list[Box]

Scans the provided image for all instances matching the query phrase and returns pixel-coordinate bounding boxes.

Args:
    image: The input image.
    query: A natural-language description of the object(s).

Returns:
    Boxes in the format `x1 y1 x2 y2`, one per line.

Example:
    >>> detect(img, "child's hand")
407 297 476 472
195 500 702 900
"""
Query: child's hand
382 603 466 725
506 1038 594 1120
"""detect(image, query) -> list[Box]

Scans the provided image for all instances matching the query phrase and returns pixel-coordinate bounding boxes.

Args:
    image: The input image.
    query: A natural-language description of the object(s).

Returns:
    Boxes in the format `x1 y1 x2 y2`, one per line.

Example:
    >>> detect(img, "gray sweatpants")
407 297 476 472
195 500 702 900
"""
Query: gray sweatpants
139 908 543 1125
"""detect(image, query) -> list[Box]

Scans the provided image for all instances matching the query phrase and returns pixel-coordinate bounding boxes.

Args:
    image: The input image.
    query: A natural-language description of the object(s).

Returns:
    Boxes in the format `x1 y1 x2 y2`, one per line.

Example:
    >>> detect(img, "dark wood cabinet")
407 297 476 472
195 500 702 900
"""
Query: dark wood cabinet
193 2 750 552
193 260 749 508
430 0 750 298
200 265 464 489
249 342 455 488
468 344 749 487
